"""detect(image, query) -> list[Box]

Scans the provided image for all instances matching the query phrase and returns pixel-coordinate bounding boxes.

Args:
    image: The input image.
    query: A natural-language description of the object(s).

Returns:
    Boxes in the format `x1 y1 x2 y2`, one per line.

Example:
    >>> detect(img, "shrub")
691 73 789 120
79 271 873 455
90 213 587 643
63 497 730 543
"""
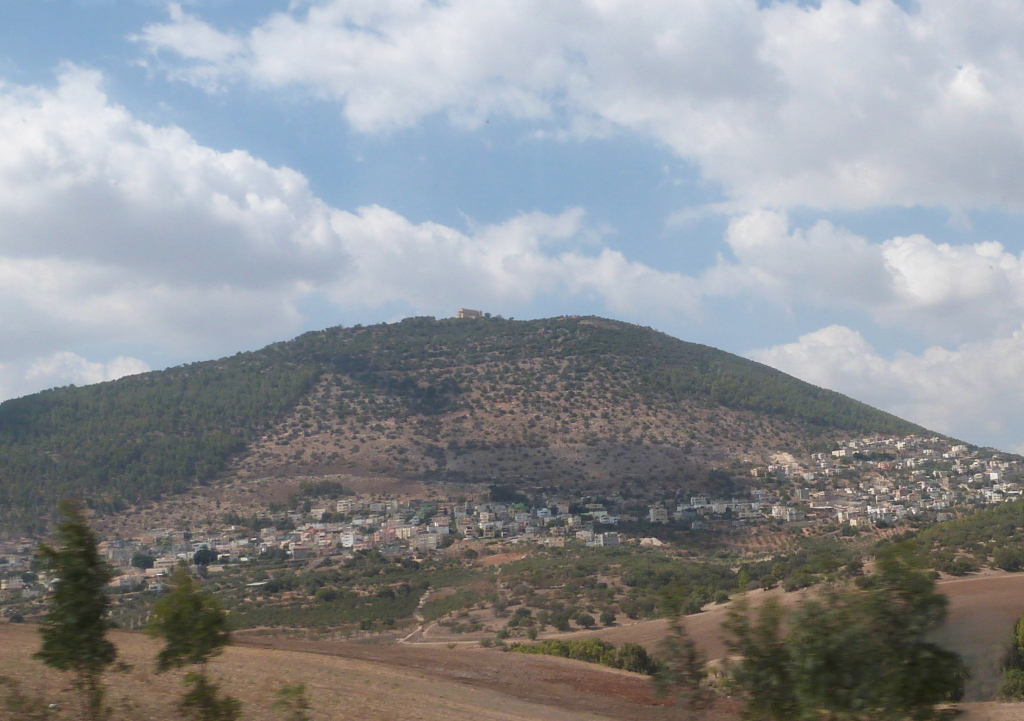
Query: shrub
995 547 1024 573
1000 669 1024 700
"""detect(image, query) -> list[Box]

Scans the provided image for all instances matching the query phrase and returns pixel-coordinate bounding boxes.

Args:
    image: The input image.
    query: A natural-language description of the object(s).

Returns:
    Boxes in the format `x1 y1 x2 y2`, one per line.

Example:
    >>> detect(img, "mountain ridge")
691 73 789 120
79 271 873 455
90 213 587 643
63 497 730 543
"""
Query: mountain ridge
0 314 934 528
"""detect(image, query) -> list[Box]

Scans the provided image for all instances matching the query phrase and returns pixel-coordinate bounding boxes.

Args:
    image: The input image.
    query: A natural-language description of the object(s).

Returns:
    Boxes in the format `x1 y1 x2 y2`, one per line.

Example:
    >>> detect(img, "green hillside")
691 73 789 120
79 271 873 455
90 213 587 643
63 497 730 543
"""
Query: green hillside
0 315 928 527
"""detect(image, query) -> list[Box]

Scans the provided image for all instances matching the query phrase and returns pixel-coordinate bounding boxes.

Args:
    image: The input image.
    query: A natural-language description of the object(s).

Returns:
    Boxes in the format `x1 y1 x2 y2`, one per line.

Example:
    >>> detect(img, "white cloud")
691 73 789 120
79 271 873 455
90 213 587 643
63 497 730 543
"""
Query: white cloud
0 352 150 404
325 205 701 320
24 352 150 389
750 325 1024 450
139 0 1024 211
0 67 700 400
704 209 1024 344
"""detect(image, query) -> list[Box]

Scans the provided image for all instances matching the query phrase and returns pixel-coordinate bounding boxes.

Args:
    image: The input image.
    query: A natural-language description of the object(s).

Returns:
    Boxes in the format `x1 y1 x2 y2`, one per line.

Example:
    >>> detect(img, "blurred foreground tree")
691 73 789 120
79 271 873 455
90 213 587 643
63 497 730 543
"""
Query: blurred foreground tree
722 598 797 721
148 563 239 721
724 542 966 720
654 590 713 718
998 615 1024 699
35 501 117 721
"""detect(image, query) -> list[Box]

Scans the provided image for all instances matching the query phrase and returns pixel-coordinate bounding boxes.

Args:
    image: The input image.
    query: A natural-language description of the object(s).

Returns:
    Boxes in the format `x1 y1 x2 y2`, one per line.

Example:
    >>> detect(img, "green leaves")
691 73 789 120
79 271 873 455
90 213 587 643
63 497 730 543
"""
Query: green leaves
34 500 118 720
723 547 966 721
723 598 797 721
653 604 713 717
148 564 240 721
273 683 312 721
147 564 231 671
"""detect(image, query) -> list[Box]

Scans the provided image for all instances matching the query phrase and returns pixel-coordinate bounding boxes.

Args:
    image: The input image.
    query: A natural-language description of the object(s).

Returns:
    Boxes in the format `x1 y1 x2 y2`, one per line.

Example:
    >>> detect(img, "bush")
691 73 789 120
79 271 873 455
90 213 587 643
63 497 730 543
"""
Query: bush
600 609 616 626
1000 669 1024 700
782 571 816 592
944 557 979 576
511 639 658 675
314 588 338 603
273 682 312 721
614 642 658 674
995 547 1024 573
724 543 967 720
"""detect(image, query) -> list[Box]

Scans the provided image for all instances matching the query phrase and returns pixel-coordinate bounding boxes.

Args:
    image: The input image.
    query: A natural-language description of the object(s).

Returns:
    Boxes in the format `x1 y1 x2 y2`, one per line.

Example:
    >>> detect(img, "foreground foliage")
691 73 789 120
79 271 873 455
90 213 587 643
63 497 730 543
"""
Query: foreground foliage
148 564 239 721
653 592 713 718
998 614 1024 699
273 683 313 721
35 501 117 721
724 543 966 720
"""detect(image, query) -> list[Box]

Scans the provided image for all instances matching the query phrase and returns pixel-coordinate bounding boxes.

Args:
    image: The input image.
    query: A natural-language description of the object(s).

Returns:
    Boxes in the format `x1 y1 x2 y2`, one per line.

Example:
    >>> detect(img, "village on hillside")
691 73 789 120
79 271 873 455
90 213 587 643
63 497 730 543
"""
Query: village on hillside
0 433 1019 601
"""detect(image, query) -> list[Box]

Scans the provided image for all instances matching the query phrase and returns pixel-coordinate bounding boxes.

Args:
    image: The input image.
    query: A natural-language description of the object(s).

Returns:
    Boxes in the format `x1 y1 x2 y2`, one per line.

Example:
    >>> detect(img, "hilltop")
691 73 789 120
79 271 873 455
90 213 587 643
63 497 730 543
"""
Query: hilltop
0 315 930 527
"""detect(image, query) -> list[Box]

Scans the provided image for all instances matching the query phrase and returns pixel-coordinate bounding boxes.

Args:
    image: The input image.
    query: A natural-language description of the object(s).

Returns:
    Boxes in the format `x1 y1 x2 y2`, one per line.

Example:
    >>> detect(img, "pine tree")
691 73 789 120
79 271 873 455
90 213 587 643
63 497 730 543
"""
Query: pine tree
147 563 238 721
35 500 117 721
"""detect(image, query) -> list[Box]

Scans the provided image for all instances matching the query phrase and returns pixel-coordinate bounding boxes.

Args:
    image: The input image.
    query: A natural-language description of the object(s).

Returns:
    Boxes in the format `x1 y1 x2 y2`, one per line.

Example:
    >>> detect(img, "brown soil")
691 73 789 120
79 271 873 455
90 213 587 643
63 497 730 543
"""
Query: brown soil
478 552 529 567
0 624 737 721
932 573 1024 700
3 599 1018 721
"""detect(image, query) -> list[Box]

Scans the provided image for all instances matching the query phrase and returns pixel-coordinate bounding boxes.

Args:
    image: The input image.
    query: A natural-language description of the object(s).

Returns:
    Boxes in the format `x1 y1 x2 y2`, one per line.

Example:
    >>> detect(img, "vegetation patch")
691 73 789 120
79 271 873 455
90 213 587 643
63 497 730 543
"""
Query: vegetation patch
510 638 659 675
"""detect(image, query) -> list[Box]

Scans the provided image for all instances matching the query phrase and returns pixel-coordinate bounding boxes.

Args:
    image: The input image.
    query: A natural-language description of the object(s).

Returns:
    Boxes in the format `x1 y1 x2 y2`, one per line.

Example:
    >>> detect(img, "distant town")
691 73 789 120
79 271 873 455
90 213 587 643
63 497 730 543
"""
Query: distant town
0 433 1018 601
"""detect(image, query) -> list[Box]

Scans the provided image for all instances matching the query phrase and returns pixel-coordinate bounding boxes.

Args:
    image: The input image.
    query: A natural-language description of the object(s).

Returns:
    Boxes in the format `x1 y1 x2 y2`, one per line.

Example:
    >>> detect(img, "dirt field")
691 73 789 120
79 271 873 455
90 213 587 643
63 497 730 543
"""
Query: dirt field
4 573 1024 720
0 624 738 721
933 573 1024 700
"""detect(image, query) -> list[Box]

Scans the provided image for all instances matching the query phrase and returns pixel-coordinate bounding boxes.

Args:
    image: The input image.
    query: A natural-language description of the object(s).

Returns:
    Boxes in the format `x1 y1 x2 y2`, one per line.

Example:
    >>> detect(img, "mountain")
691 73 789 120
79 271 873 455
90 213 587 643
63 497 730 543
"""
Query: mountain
0 315 930 527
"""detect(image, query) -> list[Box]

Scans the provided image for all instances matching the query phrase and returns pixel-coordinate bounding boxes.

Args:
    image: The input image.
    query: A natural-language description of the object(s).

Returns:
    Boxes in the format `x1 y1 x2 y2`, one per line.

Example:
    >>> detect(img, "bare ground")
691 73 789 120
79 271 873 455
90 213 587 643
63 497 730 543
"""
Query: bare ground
0 624 737 721
4 573 1024 720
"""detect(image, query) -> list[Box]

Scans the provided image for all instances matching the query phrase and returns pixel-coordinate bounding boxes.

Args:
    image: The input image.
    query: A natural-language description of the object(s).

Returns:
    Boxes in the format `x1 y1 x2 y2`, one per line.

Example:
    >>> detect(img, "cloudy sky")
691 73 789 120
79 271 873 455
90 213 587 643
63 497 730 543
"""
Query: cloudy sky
3 0 1024 450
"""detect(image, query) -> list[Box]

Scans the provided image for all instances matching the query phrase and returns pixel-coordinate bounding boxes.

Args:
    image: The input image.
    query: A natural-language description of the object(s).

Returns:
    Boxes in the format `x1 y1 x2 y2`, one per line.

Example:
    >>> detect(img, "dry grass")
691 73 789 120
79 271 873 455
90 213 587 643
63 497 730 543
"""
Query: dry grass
0 624 632 721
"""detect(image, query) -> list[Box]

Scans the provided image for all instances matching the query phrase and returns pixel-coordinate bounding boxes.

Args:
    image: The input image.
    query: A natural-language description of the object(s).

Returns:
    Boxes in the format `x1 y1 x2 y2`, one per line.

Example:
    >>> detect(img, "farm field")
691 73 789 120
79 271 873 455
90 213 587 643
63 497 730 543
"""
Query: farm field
3 572 1024 720
0 623 736 721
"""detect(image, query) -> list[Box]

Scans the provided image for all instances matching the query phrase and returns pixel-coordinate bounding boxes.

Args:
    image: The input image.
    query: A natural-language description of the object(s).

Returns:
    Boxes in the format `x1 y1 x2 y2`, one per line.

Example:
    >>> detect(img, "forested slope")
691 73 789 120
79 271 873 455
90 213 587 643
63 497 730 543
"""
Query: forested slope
0 315 929 525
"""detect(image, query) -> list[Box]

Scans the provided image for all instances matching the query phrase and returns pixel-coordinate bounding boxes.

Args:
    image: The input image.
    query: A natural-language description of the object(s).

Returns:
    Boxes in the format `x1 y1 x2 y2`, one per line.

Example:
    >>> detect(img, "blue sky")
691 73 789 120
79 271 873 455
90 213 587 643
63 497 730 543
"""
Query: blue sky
4 0 1024 451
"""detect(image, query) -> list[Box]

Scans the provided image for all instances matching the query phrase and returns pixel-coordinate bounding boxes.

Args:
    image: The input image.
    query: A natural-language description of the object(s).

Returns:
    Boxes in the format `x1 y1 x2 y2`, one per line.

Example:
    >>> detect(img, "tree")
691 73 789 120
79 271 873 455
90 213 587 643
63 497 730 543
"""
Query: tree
999 615 1024 699
148 563 239 721
723 542 966 721
654 592 712 719
722 598 797 721
131 552 156 570
192 549 218 567
35 500 118 721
